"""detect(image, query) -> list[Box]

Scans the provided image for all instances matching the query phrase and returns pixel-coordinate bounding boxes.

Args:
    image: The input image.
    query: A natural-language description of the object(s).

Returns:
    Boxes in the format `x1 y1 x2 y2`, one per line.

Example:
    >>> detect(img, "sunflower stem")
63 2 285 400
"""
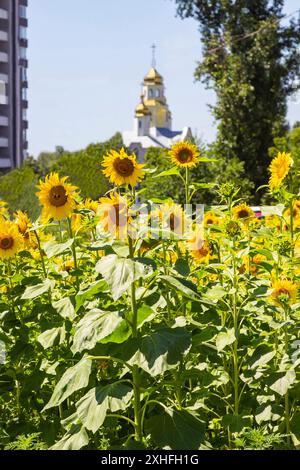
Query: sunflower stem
128 235 143 443
67 218 80 291
34 230 47 279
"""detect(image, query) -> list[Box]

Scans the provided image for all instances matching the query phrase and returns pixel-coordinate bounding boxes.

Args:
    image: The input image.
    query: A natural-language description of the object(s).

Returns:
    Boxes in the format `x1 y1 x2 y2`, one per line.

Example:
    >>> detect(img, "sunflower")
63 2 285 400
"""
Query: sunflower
187 227 211 264
233 204 254 223
102 148 144 187
153 202 188 237
169 141 200 168
269 152 293 190
37 173 78 222
14 210 34 248
98 193 130 238
0 200 8 219
250 253 266 276
0 220 24 259
204 211 220 227
270 279 298 306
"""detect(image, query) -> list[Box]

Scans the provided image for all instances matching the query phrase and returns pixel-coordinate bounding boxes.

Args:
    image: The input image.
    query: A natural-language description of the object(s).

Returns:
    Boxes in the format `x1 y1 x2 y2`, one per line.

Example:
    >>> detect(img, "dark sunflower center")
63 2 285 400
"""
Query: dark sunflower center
113 158 134 177
49 185 68 207
108 204 126 228
170 213 183 231
206 218 214 225
177 149 193 163
277 288 290 298
199 246 209 256
237 209 250 219
0 236 14 250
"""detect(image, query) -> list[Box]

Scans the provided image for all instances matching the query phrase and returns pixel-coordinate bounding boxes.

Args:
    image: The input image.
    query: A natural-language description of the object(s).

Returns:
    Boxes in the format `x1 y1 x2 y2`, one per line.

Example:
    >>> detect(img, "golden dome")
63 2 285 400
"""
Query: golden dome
135 95 151 117
144 67 163 85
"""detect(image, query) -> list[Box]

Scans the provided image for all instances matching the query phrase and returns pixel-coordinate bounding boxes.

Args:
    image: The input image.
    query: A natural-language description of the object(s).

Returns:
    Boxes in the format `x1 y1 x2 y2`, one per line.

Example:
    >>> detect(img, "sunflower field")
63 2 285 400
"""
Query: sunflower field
0 143 300 451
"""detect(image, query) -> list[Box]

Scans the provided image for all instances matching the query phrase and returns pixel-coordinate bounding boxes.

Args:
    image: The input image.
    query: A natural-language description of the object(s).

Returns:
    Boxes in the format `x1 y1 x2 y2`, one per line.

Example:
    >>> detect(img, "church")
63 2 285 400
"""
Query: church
122 50 192 160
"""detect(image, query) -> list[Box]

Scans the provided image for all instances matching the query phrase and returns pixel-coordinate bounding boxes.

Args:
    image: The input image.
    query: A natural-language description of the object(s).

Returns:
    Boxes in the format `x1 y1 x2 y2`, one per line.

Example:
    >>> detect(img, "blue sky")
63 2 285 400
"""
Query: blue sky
28 0 299 156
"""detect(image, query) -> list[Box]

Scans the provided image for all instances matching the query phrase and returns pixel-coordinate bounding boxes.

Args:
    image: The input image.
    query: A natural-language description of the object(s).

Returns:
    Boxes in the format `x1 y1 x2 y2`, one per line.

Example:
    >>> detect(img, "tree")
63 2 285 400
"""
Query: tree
175 0 300 194
0 164 40 219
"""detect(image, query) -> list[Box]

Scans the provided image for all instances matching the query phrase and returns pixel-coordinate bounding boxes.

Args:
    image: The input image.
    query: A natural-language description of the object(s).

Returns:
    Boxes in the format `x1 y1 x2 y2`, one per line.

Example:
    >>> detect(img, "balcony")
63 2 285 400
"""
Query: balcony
0 30 8 41
0 136 8 147
0 116 8 126
0 9 8 20
0 52 8 63
0 73 8 83
0 158 10 169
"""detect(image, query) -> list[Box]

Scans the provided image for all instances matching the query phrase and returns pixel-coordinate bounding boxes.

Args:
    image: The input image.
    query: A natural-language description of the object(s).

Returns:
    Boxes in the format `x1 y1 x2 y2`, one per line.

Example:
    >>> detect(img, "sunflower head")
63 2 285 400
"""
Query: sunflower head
270 279 298 306
98 192 130 239
269 152 293 190
169 141 200 168
204 211 220 227
233 204 254 223
187 227 211 264
14 210 34 248
0 220 24 259
102 148 144 187
37 173 78 222
153 202 188 236
0 200 8 219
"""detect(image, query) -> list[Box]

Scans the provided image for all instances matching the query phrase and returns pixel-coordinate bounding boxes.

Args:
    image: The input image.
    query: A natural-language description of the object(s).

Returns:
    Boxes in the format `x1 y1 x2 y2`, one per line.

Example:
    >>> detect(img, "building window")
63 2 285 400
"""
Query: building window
19 5 27 19
23 129 27 142
155 89 160 98
138 120 142 129
22 87 27 100
19 26 27 40
149 89 153 98
22 108 27 121
20 47 27 60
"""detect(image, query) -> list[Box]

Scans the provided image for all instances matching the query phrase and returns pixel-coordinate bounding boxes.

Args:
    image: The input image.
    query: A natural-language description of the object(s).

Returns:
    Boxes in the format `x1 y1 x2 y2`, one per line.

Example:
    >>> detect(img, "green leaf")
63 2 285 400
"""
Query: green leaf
160 275 200 301
204 286 227 300
44 239 74 259
153 168 180 178
291 412 300 446
76 384 133 433
269 370 296 396
249 344 275 369
222 414 249 433
119 327 191 376
43 356 92 410
50 425 88 450
75 280 109 311
71 309 123 354
174 258 190 277
52 297 76 320
38 327 66 349
146 408 205 450
215 328 236 352
21 279 55 300
95 255 147 301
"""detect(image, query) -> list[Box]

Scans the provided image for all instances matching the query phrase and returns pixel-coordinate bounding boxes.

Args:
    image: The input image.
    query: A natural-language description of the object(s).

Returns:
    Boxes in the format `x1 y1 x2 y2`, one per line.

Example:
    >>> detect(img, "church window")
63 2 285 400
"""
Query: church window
149 89 154 98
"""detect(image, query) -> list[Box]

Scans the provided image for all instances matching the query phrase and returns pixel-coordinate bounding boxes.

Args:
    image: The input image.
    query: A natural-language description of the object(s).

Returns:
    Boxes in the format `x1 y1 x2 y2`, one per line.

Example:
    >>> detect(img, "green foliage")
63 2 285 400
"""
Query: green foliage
0 133 123 217
142 145 254 204
175 0 300 192
0 165 40 219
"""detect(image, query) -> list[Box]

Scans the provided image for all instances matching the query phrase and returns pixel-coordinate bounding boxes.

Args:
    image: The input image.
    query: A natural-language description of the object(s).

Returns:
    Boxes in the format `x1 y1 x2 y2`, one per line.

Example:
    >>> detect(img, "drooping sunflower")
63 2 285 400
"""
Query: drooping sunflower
233 204 254 223
187 227 211 264
36 173 78 222
0 220 24 259
14 210 33 248
102 148 144 187
98 193 130 239
270 279 298 306
269 152 293 190
169 141 200 168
